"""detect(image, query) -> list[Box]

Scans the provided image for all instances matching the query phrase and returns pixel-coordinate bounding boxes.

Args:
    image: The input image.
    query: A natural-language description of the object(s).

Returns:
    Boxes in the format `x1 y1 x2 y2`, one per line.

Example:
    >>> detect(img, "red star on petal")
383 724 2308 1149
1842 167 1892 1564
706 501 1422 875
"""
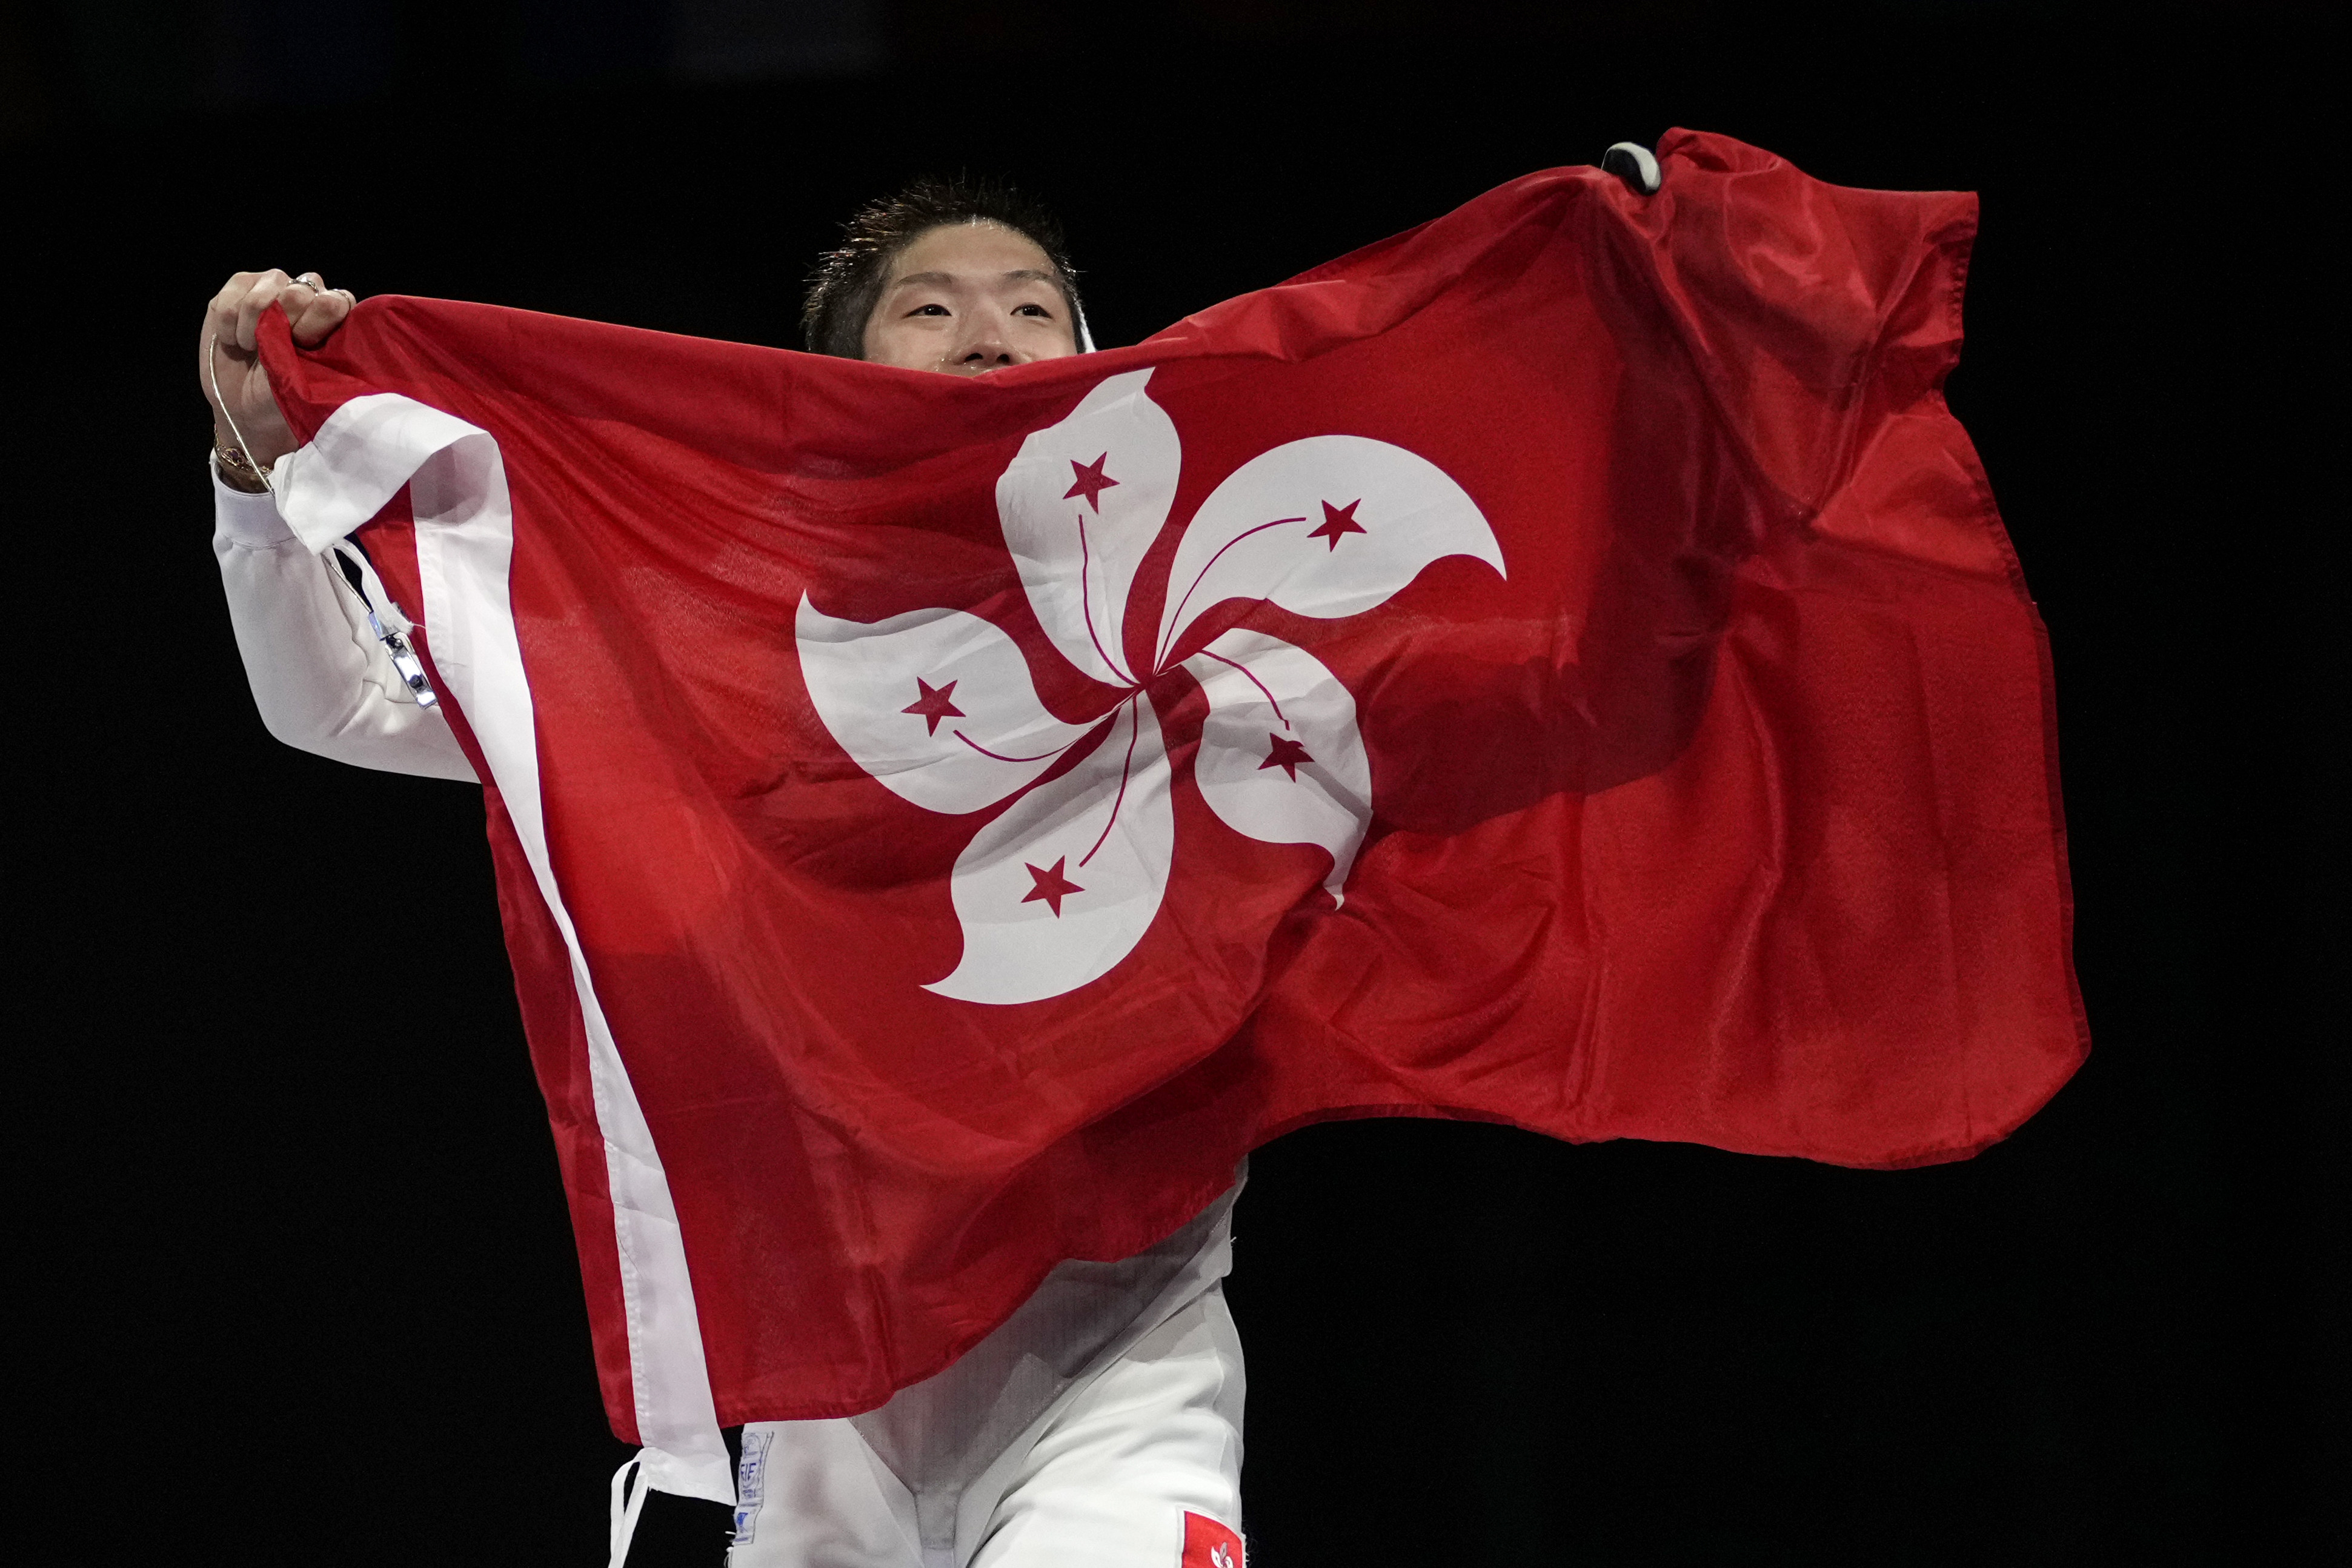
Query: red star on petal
1021 857 1085 917
1306 498 1367 550
1260 734 1314 780
902 677 965 736
1063 453 1120 512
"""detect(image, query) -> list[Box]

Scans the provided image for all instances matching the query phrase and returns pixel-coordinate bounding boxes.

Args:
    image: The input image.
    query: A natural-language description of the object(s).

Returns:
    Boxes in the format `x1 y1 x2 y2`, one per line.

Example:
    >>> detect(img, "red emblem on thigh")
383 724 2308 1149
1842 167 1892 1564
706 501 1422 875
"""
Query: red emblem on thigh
1181 1510 1245 1568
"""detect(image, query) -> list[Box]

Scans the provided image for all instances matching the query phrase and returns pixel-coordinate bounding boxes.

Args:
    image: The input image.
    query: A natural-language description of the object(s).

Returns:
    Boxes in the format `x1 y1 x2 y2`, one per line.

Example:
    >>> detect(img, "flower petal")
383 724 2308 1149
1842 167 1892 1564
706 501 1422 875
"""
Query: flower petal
1181 630 1372 903
796 596 1093 815
996 369 1181 687
925 696 1174 1004
1153 434 1505 666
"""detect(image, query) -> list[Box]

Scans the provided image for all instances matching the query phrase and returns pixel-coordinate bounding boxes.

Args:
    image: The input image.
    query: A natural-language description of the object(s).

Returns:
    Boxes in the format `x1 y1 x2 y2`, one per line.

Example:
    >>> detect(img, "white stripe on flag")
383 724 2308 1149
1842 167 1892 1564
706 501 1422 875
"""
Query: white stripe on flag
274 394 734 1507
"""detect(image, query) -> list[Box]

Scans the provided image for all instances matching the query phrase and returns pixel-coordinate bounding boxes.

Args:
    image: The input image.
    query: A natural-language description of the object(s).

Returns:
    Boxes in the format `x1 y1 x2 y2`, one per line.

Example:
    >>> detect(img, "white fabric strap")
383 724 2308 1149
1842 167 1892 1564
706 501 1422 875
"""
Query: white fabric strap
609 1457 651 1567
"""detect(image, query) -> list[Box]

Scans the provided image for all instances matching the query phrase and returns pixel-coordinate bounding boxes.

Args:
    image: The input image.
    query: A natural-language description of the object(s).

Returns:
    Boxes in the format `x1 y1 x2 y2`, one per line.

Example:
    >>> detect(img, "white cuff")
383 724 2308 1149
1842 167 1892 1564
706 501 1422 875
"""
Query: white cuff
209 455 297 548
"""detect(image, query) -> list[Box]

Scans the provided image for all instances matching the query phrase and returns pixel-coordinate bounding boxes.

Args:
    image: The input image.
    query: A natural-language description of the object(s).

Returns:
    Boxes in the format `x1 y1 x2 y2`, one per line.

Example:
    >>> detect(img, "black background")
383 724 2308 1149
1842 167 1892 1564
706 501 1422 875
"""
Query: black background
9 4 2329 1564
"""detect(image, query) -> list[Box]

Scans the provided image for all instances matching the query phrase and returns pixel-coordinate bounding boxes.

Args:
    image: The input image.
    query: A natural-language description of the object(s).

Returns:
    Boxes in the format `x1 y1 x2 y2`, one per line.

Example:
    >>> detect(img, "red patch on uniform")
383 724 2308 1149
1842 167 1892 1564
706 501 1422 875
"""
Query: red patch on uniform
1181 1510 1245 1568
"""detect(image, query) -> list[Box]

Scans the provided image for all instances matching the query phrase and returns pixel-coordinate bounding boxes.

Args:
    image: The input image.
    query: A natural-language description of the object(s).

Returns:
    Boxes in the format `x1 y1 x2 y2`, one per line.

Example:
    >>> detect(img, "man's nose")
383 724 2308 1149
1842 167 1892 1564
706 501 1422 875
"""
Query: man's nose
948 328 1025 371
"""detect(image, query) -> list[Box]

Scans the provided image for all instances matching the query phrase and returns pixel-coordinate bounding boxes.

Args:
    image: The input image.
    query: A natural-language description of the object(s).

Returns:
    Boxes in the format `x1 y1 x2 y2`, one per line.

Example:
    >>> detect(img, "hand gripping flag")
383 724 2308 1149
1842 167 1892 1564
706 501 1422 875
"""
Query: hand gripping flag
254 130 2086 1500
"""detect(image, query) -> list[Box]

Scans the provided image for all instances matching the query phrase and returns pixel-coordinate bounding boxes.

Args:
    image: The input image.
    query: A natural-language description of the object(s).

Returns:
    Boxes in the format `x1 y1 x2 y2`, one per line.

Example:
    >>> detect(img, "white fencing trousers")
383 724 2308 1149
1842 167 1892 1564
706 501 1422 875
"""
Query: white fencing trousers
728 1185 1246 1568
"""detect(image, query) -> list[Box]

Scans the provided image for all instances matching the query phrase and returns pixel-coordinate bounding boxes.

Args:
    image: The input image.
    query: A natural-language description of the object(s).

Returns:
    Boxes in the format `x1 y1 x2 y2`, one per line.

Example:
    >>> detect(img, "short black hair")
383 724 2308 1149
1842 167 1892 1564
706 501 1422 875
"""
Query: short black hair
800 175 1085 359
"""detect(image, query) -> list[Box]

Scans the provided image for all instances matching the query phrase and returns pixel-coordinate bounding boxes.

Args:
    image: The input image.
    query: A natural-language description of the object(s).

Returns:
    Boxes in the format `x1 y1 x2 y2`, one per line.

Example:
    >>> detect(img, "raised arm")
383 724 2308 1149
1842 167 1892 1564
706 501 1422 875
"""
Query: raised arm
202 271 476 783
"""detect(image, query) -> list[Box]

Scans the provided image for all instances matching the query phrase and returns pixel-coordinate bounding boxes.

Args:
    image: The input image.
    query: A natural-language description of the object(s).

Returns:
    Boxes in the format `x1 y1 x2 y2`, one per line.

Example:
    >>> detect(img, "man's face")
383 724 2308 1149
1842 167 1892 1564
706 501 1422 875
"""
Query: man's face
861 221 1080 374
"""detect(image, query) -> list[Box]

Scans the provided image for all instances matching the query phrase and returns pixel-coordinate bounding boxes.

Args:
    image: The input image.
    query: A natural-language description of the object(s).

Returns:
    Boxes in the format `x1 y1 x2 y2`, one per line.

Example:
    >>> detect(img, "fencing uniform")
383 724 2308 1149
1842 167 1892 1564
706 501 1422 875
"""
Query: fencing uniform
209 466 1249 1566
732 1188 1244 1568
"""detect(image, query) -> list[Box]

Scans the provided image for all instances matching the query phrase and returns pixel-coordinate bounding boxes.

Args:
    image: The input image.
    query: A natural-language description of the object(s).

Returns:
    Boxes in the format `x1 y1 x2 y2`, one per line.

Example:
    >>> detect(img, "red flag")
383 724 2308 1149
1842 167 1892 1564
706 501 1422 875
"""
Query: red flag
255 130 2084 1487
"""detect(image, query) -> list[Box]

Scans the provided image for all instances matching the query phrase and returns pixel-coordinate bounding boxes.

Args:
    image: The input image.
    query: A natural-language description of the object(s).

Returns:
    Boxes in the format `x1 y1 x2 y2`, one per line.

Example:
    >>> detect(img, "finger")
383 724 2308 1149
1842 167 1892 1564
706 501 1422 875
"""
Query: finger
279 277 321 336
210 270 261 311
205 270 263 345
234 268 292 351
287 286 352 347
233 273 282 351
201 273 262 410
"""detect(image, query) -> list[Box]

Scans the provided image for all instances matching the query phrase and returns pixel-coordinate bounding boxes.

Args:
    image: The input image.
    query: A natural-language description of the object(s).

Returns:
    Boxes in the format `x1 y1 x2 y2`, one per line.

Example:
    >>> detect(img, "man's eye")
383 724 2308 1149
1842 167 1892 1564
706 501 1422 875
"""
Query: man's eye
1014 304 1051 318
908 304 950 317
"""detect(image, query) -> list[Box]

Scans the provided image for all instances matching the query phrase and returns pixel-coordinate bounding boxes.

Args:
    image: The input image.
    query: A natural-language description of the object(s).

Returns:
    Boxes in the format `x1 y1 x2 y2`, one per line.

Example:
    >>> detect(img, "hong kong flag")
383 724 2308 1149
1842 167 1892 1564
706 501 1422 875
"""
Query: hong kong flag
255 130 2085 1501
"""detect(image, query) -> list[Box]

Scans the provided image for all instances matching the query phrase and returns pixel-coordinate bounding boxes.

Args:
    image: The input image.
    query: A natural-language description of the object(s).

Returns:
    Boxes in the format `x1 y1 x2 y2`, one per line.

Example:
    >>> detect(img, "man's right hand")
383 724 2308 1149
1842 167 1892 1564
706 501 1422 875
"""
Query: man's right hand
201 270 354 485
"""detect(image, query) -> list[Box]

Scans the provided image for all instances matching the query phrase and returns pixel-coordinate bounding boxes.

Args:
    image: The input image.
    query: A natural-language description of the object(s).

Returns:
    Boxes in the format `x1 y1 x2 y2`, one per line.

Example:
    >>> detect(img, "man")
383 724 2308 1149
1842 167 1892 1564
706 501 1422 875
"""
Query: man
201 178 1249 1568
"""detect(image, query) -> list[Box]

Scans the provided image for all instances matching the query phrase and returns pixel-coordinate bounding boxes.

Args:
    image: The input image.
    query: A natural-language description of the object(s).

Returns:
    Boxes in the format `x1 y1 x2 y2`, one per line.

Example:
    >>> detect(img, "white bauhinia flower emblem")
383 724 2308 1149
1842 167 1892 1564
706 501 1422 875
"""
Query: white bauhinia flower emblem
797 369 1504 1005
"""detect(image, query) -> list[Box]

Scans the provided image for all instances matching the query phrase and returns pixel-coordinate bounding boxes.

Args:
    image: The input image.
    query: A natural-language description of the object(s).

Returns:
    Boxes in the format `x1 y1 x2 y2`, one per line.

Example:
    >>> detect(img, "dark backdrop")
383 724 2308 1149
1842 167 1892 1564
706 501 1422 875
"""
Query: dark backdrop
11 4 2326 1564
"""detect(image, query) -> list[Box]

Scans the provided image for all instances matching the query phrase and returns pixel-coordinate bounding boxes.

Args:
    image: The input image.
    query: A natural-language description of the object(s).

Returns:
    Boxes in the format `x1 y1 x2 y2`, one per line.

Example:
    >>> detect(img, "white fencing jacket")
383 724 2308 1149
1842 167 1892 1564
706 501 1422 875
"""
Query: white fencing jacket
211 463 476 782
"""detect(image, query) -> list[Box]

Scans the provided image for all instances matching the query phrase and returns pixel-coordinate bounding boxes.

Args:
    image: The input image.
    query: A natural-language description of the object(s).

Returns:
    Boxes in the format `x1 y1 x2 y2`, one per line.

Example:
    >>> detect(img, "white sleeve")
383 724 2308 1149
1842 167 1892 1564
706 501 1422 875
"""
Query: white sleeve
211 462 479 783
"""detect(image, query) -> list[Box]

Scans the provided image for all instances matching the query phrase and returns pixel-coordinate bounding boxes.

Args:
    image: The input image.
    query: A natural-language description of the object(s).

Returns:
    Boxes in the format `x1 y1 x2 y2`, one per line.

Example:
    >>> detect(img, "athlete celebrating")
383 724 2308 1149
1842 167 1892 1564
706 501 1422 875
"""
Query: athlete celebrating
200 177 1250 1568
